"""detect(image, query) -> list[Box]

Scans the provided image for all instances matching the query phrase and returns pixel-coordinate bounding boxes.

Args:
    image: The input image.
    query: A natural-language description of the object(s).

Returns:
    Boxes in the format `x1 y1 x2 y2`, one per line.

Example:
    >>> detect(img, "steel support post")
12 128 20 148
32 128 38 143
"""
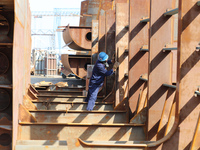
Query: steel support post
148 0 173 142
129 0 150 118
115 3 129 107
91 20 99 64
161 1 200 149
13 0 32 148
80 1 89 26
105 10 115 95
98 13 106 53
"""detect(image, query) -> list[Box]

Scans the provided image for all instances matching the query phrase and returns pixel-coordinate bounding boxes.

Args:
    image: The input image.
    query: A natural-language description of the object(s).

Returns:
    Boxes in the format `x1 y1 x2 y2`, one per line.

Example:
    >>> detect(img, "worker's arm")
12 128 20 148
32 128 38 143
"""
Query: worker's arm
97 64 113 76
107 59 112 64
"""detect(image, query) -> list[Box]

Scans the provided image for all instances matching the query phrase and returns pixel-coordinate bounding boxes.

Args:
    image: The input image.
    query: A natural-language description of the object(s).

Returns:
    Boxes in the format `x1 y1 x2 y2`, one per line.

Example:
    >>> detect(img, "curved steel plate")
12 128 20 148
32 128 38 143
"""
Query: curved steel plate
63 25 92 50
61 54 91 79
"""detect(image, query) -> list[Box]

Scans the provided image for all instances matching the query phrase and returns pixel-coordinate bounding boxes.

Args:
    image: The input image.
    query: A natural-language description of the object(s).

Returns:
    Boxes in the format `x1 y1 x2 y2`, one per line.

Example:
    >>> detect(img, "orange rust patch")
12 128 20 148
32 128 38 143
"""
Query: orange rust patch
47 131 51 134
105 116 110 119
75 139 80 147
50 140 54 143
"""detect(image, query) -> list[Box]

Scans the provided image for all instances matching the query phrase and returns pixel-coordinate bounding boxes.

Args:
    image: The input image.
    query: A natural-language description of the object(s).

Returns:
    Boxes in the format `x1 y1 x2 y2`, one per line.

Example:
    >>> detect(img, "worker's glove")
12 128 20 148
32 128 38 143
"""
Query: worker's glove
113 62 119 72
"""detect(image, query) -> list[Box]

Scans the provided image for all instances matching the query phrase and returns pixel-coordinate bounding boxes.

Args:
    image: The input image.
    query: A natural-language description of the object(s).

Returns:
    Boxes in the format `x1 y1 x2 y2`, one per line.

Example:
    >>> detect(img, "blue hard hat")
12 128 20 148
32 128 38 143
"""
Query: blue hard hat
98 52 108 62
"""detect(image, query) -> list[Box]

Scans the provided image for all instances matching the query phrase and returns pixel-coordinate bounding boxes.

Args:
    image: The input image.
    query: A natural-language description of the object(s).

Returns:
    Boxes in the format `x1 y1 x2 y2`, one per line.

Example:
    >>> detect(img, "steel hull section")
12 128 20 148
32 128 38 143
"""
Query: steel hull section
13 0 32 149
61 54 91 79
63 25 92 50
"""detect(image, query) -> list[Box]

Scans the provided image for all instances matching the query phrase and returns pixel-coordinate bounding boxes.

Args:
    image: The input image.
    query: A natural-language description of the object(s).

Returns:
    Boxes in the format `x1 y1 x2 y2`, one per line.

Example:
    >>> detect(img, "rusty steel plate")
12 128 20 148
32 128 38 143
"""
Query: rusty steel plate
61 54 91 79
0 89 10 111
161 1 200 150
0 52 9 75
63 25 92 50
129 0 149 117
80 1 89 26
148 0 174 141
115 3 129 106
0 133 12 146
105 10 115 95
0 15 9 35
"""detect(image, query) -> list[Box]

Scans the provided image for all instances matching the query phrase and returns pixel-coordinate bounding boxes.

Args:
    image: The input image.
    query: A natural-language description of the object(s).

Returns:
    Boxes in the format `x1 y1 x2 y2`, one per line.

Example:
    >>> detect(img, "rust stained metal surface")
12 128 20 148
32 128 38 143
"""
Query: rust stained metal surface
105 10 115 95
84 0 113 27
85 0 100 27
63 25 92 50
44 53 57 75
156 88 176 140
0 0 14 11
19 125 146 149
79 1 89 27
61 54 91 79
115 3 129 107
100 0 113 13
128 0 149 118
98 13 106 53
148 0 173 141
190 113 200 150
161 1 200 149
0 0 14 149
13 0 32 149
91 20 99 64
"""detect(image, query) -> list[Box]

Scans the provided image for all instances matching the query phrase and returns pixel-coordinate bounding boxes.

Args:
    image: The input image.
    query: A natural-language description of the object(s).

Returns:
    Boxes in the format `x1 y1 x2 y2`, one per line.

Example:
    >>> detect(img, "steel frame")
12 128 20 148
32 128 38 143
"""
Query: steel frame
129 0 150 118
115 3 129 107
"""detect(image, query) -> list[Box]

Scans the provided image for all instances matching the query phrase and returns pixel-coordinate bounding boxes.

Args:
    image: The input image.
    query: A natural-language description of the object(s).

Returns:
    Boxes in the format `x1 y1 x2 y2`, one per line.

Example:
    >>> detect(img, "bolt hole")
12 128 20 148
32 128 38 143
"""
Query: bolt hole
0 133 12 146
85 32 92 41
0 15 9 35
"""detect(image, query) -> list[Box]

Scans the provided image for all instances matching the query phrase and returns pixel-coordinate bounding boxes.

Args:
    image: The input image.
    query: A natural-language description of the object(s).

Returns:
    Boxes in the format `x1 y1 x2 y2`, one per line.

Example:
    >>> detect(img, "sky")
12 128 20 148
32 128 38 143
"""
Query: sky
29 0 85 53
29 0 85 11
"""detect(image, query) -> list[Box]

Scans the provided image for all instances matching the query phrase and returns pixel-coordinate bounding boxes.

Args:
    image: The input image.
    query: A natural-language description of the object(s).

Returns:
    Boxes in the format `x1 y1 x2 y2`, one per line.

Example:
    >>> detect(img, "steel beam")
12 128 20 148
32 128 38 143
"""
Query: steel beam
140 45 149 52
190 113 200 150
91 20 99 64
197 1 200 6
162 1 200 149
105 10 116 95
79 1 89 26
129 0 149 117
98 13 106 53
115 3 129 107
148 0 173 141
195 91 200 96
140 17 150 23
162 47 177 51
139 77 148 82
164 8 178 16
162 83 176 89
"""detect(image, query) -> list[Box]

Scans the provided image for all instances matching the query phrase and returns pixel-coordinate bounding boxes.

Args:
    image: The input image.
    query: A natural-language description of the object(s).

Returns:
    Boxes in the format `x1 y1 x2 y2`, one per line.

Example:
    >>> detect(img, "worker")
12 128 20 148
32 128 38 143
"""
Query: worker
85 52 119 111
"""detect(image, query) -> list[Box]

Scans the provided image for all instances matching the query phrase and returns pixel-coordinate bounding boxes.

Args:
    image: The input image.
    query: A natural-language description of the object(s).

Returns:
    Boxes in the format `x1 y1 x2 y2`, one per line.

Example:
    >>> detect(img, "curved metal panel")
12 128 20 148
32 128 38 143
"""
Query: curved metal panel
61 54 91 79
63 25 92 50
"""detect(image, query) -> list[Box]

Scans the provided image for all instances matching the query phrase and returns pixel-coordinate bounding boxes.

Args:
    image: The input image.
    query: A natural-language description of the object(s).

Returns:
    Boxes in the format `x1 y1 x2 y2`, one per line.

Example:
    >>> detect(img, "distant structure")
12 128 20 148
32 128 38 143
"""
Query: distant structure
31 8 80 55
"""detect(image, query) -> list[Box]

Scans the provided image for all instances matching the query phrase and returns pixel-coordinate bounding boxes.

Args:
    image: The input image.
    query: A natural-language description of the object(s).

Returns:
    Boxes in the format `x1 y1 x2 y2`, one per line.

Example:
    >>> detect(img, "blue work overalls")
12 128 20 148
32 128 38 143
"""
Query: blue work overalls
85 60 113 111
